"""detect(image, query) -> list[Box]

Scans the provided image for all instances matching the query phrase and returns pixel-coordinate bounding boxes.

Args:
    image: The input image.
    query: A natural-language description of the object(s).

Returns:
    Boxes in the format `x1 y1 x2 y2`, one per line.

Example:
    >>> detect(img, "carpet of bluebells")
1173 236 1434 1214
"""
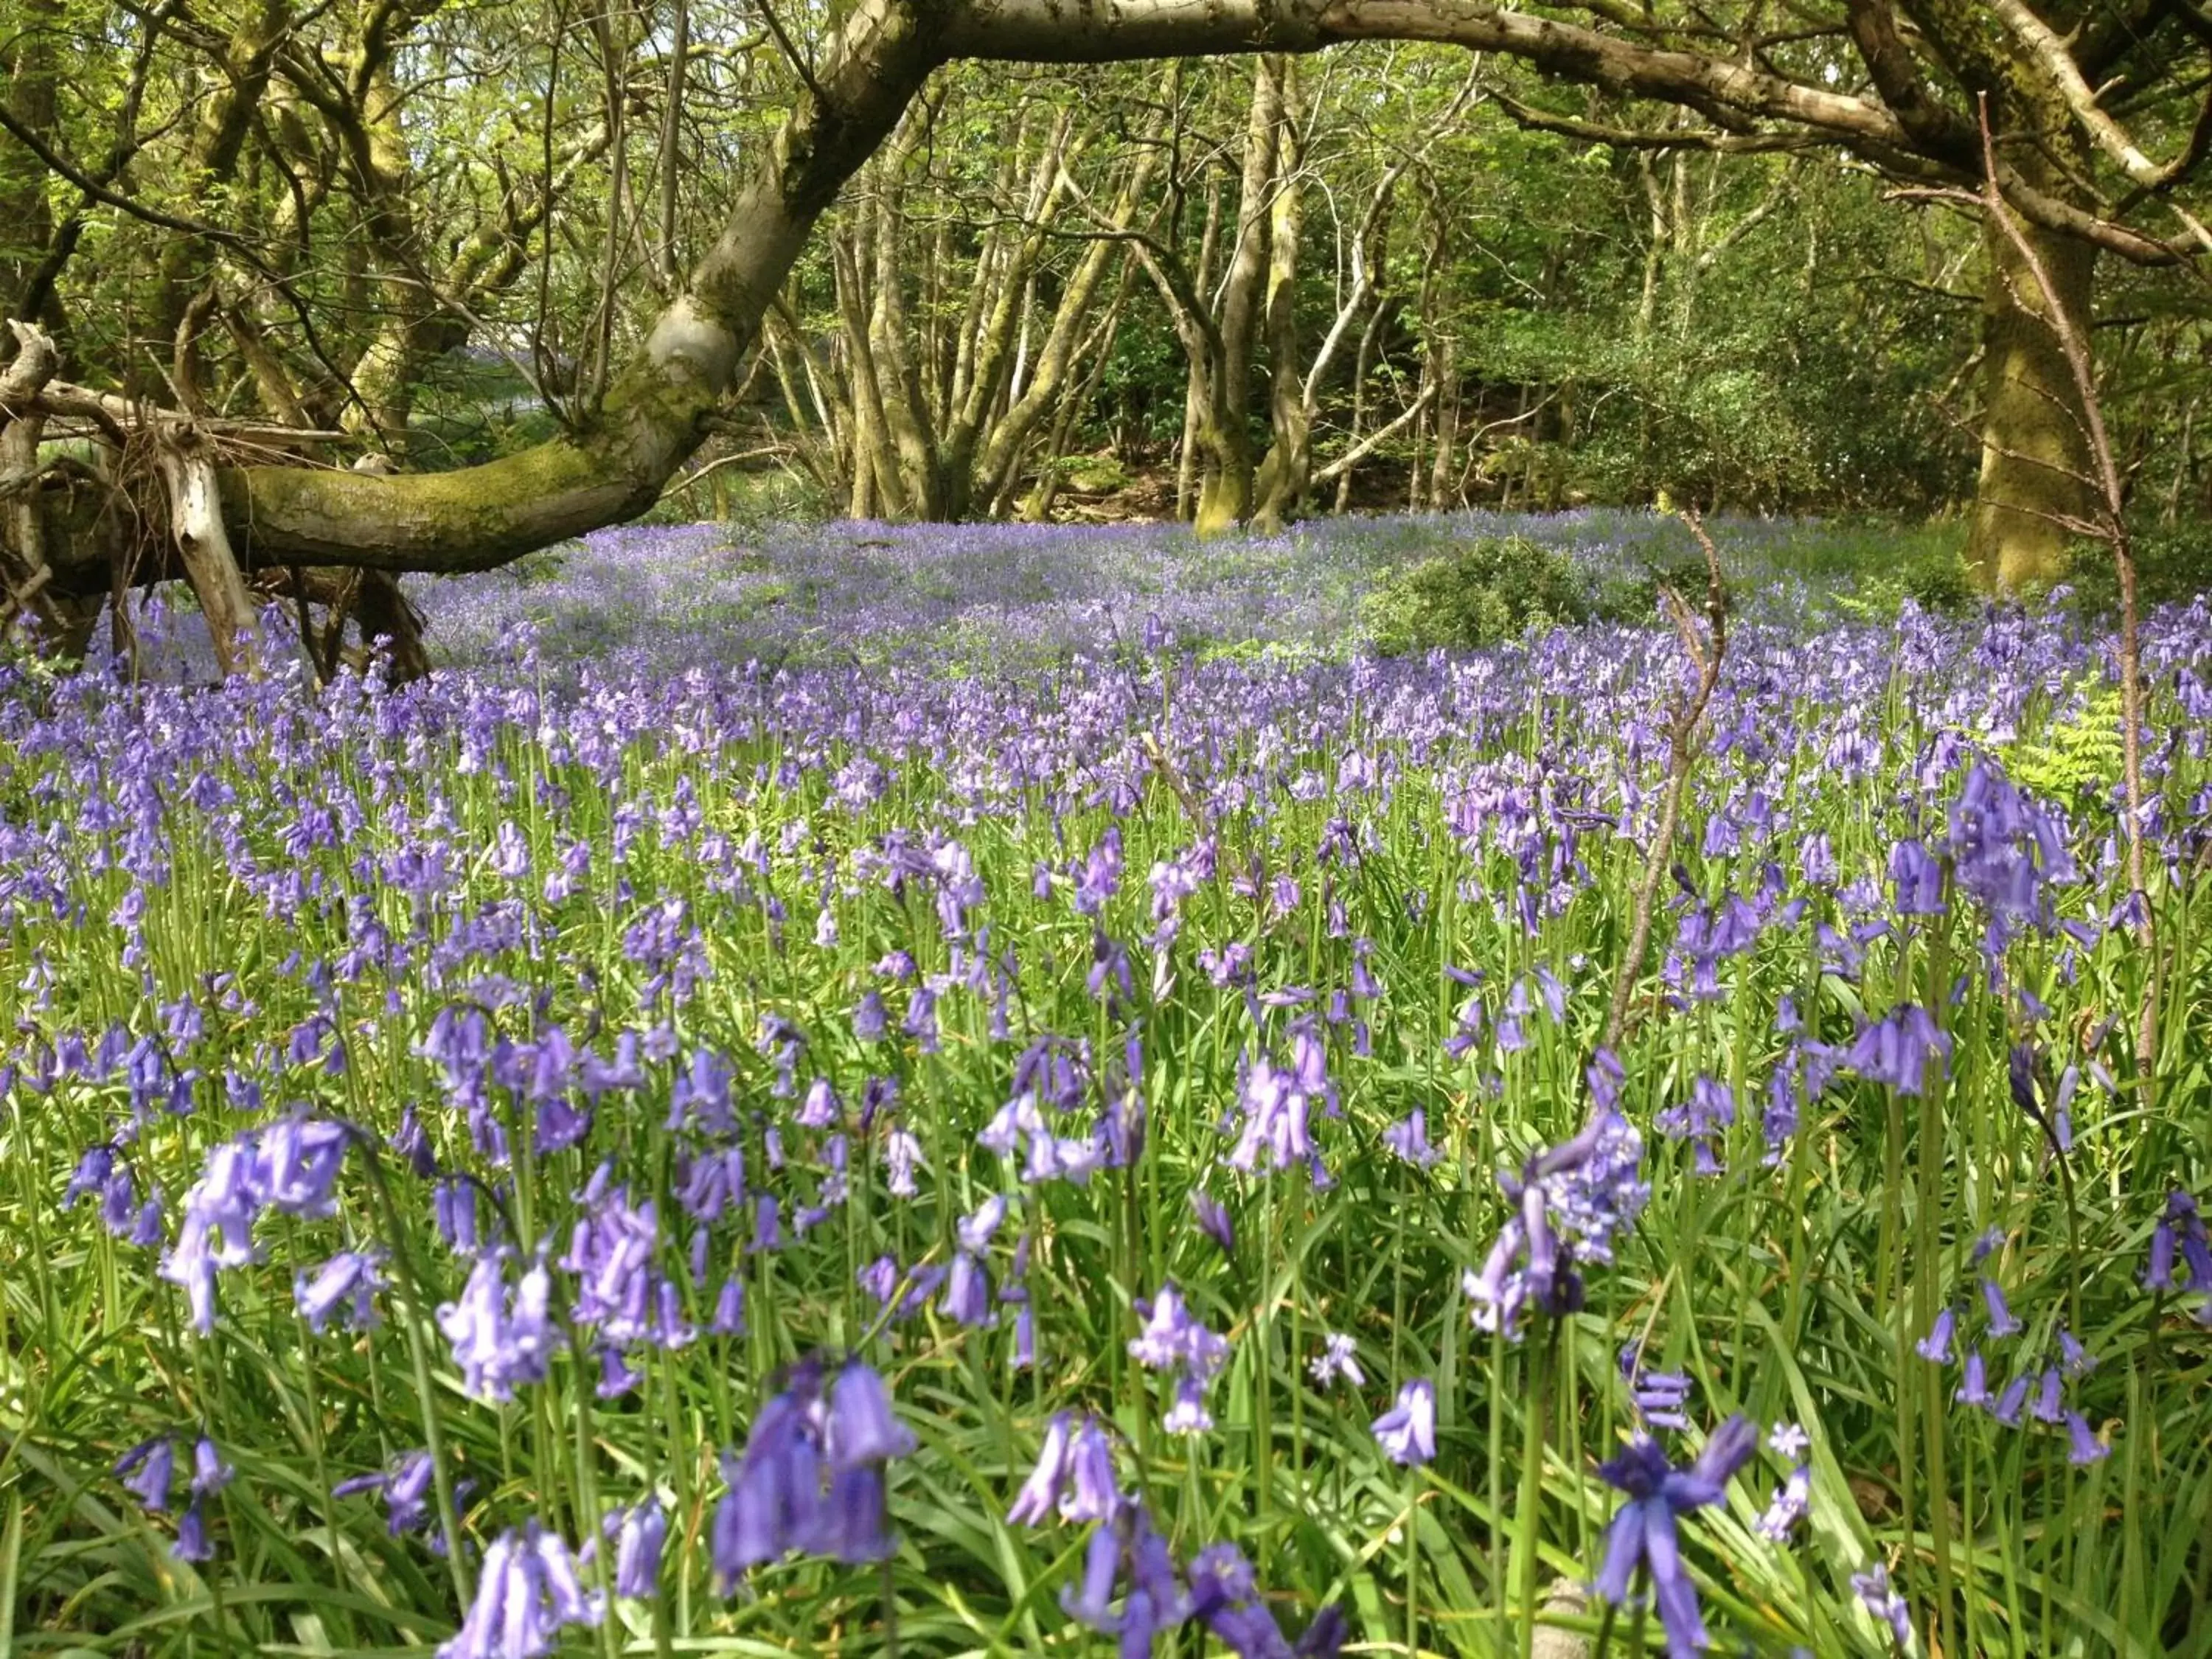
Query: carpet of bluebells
2 510 2210 1659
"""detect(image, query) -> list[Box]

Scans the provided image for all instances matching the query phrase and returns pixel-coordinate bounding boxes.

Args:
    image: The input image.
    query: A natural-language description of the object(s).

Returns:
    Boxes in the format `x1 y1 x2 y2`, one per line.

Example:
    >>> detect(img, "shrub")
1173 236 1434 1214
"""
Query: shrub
2059 521 2212 616
1362 535 1590 655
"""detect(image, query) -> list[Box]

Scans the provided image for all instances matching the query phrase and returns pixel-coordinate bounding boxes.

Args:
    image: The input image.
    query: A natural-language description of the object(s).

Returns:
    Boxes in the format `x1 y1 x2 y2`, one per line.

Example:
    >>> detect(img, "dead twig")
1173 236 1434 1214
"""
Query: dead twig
1602 507 1728 1052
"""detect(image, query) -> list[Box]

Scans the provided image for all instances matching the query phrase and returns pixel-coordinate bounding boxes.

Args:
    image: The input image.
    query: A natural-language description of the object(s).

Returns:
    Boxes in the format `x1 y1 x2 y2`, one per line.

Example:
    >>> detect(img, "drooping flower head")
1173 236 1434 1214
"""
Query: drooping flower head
1593 1416 1758 1659
1466 1074 1648 1340
1371 1378 1437 1467
438 1521 603 1659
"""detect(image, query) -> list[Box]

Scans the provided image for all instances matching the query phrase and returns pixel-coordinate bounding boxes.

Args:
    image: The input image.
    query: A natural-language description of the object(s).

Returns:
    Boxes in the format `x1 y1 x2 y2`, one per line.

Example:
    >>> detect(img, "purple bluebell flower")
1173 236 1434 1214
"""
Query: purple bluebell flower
1915 1308 1955 1364
1979 1277 2022 1338
711 1390 823 1582
1888 838 1947 916
1008 1413 1077 1526
190 1437 233 1498
1754 1464 1811 1543
1991 1374 2031 1427
826 1359 917 1468
1655 1077 1733 1175
1163 1376 1215 1435
810 1464 898 1564
1310 1332 1364 1388
884 1130 924 1198
172 1495 215 1563
1621 1347 1693 1430
1955 1350 1990 1409
2031 1368 2064 1425
958 1194 1008 1253
1061 1416 1122 1523
295 1249 385 1334
334 1449 439 1539
857 1254 899 1310
1371 1378 1436 1466
605 1497 667 1599
1190 1191 1235 1253
710 1276 747 1336
942 1252 994 1327
438 1521 603 1659
1851 1562 1912 1646
2065 1411 2110 1465
1593 1417 1757 1658
437 1251 559 1401
116 1436 175 1512
1767 1422 1809 1459
1846 1005 1951 1097
1381 1108 1441 1169
1465 1099 1647 1340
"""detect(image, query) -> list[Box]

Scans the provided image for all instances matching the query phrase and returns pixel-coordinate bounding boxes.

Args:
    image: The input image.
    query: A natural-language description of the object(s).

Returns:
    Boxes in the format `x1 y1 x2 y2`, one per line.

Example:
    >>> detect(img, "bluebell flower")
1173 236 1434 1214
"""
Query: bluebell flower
826 1358 917 1468
1851 1562 1912 1646
605 1498 666 1599
942 1252 995 1327
711 1390 823 1582
1309 1332 1363 1388
2064 1411 2110 1465
437 1250 559 1401
173 1497 215 1563
1990 1374 2030 1427
334 1449 439 1539
1655 1077 1733 1175
1061 1416 1122 1523
1754 1464 1811 1543
1620 1347 1693 1430
710 1276 746 1336
809 1464 898 1564
1846 1005 1951 1097
295 1249 385 1334
1888 838 1946 916
1381 1108 1441 1169
1914 1308 1955 1364
1955 1350 1990 1409
1465 1096 1647 1339
1979 1277 2022 1338
957 1194 1008 1252
438 1520 602 1659
1008 1413 1077 1526
1593 1417 1757 1659
190 1437 232 1497
2030 1368 2064 1425
116 1436 175 1512
1371 1379 1436 1467
1190 1191 1235 1253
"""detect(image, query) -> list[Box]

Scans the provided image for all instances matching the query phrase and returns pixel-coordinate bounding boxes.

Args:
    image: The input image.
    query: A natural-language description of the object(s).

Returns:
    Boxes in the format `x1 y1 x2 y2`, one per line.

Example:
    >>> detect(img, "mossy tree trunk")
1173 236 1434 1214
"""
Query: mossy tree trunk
1968 207 2098 591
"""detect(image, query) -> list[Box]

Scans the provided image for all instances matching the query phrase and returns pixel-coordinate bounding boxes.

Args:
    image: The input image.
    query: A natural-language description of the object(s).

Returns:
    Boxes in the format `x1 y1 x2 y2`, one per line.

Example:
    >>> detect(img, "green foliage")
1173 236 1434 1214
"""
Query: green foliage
2057 521 2212 617
1361 535 1592 655
2007 684 2124 804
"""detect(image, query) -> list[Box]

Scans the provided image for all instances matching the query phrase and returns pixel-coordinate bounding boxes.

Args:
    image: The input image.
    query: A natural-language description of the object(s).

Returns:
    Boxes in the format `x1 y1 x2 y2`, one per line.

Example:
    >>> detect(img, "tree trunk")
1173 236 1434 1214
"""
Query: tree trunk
1251 60 1307 532
1968 211 2098 590
1195 55 1282 534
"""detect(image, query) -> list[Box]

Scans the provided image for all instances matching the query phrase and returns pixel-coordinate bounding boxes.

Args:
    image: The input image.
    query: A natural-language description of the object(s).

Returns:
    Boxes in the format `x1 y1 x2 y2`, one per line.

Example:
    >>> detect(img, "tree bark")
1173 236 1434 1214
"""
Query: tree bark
156 427 262 677
1967 209 2098 589
1251 59 1308 531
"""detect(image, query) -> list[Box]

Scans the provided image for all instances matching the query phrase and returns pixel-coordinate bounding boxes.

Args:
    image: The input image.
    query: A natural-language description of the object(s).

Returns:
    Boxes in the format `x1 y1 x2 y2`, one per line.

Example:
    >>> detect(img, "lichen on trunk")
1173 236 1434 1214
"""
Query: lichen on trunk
1967 197 2098 591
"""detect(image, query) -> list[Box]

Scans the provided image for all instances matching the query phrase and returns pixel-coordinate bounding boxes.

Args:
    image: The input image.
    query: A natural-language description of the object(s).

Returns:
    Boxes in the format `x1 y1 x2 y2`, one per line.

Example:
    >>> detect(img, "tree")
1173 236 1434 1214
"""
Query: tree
7 0 2212 649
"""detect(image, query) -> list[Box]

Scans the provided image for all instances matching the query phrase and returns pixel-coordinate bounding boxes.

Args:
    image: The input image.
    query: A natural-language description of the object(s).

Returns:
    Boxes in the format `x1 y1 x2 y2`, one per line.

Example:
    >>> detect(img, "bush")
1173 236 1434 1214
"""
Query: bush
2059 521 2212 616
1362 535 1591 655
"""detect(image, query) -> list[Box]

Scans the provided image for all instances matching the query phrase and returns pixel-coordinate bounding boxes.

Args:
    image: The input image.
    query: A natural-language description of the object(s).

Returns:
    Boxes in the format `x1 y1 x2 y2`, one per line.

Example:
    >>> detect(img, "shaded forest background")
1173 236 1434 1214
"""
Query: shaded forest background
7 0 2212 628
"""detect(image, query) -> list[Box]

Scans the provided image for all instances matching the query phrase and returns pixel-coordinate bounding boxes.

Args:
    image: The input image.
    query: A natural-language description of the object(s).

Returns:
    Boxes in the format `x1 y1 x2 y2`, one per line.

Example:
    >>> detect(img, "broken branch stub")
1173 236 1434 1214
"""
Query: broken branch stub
153 424 261 678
